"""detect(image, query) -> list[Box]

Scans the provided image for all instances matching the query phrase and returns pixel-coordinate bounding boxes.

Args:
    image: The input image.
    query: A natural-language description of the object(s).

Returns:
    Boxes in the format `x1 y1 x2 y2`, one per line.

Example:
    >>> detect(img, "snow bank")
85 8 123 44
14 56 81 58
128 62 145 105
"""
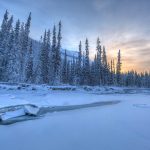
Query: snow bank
24 105 40 116
49 86 76 91
0 83 150 110
0 108 25 121
0 104 39 122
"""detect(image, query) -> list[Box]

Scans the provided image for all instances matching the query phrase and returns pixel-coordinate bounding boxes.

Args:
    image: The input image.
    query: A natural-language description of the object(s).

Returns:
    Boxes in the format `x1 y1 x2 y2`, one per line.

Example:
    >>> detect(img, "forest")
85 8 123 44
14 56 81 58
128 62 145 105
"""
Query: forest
0 10 150 87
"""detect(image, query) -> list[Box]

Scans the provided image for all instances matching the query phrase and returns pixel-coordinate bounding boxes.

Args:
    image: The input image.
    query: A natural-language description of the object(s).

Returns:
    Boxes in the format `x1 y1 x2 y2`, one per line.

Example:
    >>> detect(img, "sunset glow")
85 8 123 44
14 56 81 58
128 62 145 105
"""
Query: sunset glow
0 0 150 73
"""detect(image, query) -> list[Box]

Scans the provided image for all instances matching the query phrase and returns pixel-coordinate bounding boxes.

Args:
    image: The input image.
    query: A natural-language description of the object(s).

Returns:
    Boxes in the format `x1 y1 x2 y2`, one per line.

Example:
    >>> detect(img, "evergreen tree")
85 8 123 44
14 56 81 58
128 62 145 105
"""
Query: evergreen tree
46 29 51 83
25 41 33 83
102 46 108 85
116 50 122 85
13 20 21 83
0 11 12 81
19 22 25 82
81 51 86 85
67 61 71 84
96 38 102 85
19 13 31 82
39 30 49 83
2 15 13 81
110 60 114 85
62 50 68 84
0 10 9 51
6 28 15 82
55 21 62 84
84 38 90 85
51 25 57 84
70 56 76 85
77 41 82 85
90 59 97 85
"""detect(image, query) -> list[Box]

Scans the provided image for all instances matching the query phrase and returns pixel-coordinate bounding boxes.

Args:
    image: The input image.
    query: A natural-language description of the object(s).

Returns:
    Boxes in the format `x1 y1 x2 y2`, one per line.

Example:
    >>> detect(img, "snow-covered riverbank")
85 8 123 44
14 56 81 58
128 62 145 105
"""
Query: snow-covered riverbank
0 83 150 109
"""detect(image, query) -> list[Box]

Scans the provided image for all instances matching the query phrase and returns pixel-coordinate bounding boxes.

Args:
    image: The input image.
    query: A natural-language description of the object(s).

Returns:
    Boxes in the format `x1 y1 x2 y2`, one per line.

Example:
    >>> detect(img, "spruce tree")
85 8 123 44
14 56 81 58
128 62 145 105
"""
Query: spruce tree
77 41 82 85
70 56 76 85
13 20 21 83
0 10 9 51
62 50 68 84
0 11 12 81
2 15 13 81
6 28 15 82
25 41 33 83
55 21 62 84
116 50 122 85
96 38 102 85
46 29 51 83
84 38 90 85
39 30 49 84
51 25 57 84
19 12 31 82
102 46 108 85
110 60 114 85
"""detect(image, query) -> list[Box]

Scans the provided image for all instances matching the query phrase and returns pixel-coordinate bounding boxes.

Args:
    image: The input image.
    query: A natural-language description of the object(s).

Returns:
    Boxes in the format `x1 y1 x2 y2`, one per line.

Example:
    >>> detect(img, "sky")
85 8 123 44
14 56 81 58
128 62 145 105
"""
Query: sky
0 0 150 72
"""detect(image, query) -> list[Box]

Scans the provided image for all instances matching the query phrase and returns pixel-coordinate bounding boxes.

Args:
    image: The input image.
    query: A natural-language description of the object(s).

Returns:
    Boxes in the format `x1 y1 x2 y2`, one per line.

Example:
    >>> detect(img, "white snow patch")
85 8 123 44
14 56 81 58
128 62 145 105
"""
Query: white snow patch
24 105 40 115
0 108 25 121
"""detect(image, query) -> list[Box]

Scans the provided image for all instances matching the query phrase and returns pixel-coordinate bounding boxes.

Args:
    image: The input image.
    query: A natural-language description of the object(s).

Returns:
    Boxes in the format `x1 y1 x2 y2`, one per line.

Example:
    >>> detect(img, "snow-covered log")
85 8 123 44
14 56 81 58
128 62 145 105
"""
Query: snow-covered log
0 108 26 121
0 104 39 121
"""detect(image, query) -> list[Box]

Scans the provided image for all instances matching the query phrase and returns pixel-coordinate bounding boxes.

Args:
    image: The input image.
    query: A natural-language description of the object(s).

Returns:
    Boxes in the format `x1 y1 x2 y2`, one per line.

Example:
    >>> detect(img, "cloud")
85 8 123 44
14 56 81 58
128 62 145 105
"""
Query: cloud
107 37 150 72
93 0 114 10
0 0 150 72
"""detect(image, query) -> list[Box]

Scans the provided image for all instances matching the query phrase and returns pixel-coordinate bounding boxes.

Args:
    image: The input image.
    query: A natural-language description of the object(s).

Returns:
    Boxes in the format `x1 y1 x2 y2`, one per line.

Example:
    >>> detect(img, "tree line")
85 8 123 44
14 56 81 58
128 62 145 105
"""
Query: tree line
0 10 150 87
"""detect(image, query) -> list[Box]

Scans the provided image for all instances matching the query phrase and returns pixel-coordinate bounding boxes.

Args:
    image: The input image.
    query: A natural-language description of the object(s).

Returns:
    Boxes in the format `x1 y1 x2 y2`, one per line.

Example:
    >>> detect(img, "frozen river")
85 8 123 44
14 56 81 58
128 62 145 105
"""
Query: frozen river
0 93 150 150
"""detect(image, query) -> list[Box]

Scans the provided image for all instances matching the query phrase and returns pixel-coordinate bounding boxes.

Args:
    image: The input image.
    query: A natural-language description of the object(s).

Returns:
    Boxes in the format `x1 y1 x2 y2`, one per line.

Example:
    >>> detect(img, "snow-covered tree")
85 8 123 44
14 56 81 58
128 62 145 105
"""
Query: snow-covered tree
51 25 57 84
116 50 122 85
102 46 108 85
76 41 82 85
39 30 49 84
55 21 62 84
62 50 68 84
96 38 102 85
46 29 51 83
6 28 15 82
0 11 13 81
84 38 90 85
25 41 33 83
19 13 31 82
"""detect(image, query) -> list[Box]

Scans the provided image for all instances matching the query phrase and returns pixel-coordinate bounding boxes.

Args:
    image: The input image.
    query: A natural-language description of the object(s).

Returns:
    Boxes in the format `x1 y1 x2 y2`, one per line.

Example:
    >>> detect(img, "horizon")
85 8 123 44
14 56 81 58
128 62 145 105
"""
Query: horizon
0 0 150 73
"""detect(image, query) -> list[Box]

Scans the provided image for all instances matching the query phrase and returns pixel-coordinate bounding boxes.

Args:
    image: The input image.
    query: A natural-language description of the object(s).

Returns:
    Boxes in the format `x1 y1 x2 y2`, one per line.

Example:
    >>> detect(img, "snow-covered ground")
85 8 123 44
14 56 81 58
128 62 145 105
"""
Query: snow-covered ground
0 83 150 108
0 84 150 150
